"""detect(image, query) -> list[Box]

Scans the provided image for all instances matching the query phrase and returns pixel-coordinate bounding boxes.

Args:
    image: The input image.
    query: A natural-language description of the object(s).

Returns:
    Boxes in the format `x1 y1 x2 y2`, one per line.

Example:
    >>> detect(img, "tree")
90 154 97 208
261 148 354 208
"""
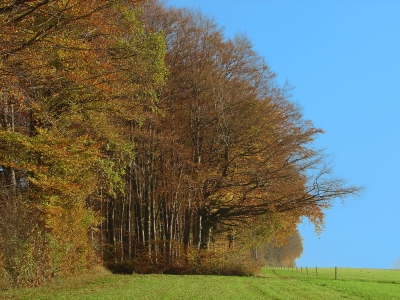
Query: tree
97 0 361 273
262 230 303 267
393 258 400 269
0 0 361 282
0 0 166 286
140 0 360 251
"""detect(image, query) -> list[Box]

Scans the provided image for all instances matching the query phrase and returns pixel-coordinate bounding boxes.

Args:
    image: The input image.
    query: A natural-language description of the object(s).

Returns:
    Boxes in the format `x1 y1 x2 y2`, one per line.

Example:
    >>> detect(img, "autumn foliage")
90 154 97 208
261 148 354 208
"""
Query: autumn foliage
0 0 360 287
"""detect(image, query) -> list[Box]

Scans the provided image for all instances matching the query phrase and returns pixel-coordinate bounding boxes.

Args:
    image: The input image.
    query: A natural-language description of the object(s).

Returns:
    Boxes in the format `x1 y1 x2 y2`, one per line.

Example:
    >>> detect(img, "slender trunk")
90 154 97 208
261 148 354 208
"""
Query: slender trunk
198 215 202 250
162 203 168 257
135 203 143 245
120 199 125 262
151 188 157 262
168 207 174 263
112 204 116 262
228 233 235 249
192 212 199 249
106 200 116 262
200 220 212 250
250 247 259 261
128 180 132 260
183 208 191 248
128 121 134 260
105 197 109 247
134 203 140 256
106 201 111 243
4 167 17 199
146 201 151 259
100 188 103 261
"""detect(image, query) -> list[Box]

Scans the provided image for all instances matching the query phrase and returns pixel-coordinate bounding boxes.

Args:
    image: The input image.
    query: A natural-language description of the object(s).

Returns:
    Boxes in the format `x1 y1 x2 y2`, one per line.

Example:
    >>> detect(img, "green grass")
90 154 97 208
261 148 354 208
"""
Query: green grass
262 267 400 300
1 267 399 299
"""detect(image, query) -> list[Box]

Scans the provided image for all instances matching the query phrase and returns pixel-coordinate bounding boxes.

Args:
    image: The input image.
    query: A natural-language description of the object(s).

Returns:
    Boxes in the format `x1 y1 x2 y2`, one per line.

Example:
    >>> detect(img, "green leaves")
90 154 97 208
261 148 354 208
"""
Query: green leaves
0 0 167 285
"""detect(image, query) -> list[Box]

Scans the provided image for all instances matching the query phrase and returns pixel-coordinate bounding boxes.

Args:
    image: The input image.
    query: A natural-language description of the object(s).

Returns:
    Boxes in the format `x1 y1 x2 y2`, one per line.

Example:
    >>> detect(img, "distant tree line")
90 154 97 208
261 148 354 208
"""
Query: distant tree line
0 0 360 287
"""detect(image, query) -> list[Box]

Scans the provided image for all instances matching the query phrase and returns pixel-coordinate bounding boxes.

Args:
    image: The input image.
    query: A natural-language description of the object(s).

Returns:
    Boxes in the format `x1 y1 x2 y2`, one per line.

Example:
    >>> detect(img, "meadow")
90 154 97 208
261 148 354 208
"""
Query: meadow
1 267 399 299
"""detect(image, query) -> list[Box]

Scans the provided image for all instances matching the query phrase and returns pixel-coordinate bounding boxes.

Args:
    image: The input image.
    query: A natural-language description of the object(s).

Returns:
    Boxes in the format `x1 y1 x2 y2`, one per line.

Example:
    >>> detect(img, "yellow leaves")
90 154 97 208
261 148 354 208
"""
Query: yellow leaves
30 174 82 195
0 125 101 199
44 198 99 276
44 197 97 237
220 191 234 203
0 0 169 282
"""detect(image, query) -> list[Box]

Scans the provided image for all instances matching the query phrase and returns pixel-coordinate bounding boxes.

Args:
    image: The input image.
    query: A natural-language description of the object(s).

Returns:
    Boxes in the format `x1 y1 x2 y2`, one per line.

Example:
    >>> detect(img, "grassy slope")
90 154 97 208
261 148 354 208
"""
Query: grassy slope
1 268 399 299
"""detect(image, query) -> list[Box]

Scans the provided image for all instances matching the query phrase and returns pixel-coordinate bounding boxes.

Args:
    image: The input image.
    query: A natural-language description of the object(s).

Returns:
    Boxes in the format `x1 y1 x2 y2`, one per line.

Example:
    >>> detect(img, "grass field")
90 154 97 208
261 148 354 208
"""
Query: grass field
1 267 399 299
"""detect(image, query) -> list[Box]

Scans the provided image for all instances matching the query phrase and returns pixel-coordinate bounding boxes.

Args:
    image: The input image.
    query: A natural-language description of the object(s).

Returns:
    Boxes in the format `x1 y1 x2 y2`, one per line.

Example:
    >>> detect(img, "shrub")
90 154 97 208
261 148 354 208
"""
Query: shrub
188 250 260 276
105 244 260 276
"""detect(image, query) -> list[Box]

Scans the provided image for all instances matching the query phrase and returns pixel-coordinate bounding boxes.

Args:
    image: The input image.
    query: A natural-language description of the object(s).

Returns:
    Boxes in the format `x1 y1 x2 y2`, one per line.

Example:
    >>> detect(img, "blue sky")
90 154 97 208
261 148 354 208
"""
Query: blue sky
166 0 400 269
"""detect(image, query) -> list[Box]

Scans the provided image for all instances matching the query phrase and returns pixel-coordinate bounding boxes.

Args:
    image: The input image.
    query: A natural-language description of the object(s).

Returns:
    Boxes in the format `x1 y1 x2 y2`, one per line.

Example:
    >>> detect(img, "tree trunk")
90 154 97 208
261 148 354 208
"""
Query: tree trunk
200 220 212 249
128 185 132 260
120 199 125 262
183 208 191 248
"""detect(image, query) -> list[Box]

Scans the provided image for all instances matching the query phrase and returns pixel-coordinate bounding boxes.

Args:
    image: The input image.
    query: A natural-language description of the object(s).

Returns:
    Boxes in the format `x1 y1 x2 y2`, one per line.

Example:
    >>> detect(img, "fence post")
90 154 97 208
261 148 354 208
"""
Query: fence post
335 266 337 280
306 267 308 276
301 267 302 274
316 266 318 277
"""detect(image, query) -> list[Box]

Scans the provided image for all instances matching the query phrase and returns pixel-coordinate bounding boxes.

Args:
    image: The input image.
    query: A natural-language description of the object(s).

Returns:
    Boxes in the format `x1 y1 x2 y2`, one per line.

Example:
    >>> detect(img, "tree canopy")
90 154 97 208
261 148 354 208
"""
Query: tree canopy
0 0 360 286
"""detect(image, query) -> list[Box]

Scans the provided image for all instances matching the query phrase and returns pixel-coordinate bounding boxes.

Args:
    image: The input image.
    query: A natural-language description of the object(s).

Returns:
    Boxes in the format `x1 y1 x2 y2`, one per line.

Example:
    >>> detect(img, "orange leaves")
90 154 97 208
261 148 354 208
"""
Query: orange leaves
0 0 169 284
0 0 362 280
132 3 362 259
44 198 98 276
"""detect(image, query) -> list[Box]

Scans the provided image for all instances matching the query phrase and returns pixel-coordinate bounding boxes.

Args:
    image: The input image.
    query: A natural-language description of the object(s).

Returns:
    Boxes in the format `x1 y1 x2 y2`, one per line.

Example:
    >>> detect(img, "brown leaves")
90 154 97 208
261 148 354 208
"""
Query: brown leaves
0 0 167 285
135 2 361 253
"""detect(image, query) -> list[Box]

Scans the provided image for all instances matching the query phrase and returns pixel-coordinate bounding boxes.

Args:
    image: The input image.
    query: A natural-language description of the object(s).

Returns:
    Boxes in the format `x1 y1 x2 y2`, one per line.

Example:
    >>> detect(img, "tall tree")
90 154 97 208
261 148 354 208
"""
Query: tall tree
92 0 361 273
261 230 304 267
135 0 361 258
0 0 166 286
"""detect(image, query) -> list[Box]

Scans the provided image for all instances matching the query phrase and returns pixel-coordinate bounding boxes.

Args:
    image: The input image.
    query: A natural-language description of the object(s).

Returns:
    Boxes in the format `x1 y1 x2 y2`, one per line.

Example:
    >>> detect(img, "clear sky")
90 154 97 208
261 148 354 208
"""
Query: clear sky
165 0 400 269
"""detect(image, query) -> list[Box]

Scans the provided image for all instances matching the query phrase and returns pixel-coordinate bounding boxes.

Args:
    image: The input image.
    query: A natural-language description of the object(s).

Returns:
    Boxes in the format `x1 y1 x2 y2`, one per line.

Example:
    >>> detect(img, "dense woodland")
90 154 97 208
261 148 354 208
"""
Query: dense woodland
0 0 360 287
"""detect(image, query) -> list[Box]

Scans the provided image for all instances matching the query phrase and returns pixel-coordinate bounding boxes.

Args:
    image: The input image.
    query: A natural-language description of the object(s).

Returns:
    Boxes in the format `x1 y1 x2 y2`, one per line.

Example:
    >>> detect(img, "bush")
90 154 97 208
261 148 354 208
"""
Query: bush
105 245 260 277
106 261 136 274
188 250 260 276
